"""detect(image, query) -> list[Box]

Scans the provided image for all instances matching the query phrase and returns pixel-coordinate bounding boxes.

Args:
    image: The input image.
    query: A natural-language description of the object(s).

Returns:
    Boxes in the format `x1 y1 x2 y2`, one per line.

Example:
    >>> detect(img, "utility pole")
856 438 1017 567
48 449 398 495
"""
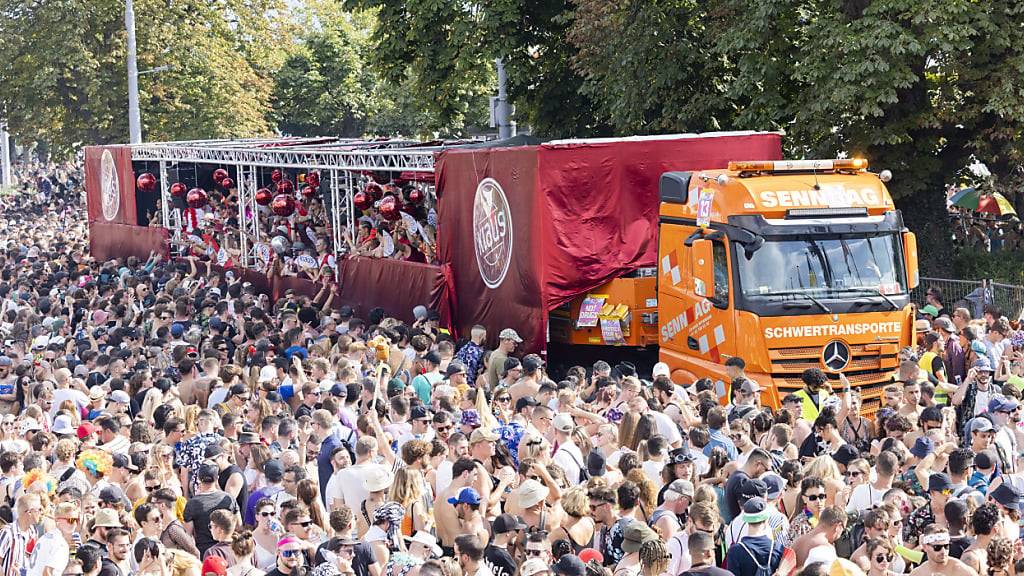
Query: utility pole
494 58 515 140
126 0 142 144
0 121 11 188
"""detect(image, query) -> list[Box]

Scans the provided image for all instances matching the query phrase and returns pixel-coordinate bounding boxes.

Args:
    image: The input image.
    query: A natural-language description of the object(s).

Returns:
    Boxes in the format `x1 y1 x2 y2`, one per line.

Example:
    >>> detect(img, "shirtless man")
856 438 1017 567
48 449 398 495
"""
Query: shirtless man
909 525 978 576
435 458 478 555
791 506 845 567
467 428 515 519
447 487 490 547
960 503 999 576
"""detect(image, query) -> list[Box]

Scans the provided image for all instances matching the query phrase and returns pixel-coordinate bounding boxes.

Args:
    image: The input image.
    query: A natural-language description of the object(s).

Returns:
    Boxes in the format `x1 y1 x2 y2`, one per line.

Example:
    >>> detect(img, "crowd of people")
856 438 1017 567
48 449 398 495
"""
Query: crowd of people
2 159 1024 576
151 172 437 280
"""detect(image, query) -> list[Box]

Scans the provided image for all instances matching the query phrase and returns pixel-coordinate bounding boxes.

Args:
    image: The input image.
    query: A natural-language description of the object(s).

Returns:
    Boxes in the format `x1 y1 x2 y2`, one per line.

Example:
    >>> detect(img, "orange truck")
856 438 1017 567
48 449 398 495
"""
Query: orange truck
550 159 918 411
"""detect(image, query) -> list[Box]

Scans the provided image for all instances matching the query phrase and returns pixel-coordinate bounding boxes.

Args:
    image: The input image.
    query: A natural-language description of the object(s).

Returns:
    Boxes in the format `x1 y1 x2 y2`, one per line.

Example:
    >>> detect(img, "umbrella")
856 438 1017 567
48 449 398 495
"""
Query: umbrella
949 187 1016 215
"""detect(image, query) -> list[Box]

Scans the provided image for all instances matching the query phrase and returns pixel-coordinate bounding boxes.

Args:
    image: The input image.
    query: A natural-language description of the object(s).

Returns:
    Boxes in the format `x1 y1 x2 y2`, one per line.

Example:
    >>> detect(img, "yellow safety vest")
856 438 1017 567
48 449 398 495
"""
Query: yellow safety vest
919 351 949 405
794 388 829 422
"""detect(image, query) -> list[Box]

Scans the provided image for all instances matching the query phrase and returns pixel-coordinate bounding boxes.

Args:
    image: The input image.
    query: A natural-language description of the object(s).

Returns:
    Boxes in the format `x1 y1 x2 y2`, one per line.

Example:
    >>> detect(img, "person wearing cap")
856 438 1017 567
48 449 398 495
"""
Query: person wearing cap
485 328 522 389
442 361 468 391
551 413 585 484
25 500 79 576
902 473 954 547
724 494 786 573
436 458 482 555
909 525 975 576
551 554 586 576
610 520 659 576
724 477 790 550
410 351 443 405
954 357 998 431
987 396 1020 474
650 479 692 542
485 514 526 576
726 379 761 421
184 461 239 556
518 558 549 576
969 449 997 495
967 417 996 455
447 487 489 548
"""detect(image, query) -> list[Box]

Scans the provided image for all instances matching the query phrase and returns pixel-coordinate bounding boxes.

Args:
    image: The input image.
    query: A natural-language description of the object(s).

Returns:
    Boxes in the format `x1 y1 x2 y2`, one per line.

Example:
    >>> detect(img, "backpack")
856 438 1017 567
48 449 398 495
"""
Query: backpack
834 516 865 559
737 539 776 576
556 445 590 484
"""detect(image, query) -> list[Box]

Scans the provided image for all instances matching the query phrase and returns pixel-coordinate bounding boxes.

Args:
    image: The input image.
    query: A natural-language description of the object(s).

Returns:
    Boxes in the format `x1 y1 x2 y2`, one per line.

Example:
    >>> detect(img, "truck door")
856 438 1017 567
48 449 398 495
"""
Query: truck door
658 222 736 390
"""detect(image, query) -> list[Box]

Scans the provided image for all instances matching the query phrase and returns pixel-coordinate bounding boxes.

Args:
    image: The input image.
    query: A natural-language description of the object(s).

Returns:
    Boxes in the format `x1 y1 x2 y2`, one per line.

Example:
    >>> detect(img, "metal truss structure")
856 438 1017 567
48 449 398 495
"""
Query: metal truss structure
133 137 455 276
131 137 447 172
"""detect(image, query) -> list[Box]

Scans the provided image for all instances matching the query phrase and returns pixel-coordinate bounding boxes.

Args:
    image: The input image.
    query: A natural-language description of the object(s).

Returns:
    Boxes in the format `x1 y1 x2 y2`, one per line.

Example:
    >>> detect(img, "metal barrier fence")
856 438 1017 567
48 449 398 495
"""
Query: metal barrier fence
912 277 1024 320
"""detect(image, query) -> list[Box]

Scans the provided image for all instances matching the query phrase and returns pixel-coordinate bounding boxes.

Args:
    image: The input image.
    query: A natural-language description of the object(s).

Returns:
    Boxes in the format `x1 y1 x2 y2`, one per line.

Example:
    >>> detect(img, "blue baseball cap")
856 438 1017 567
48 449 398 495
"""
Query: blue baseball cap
447 487 481 506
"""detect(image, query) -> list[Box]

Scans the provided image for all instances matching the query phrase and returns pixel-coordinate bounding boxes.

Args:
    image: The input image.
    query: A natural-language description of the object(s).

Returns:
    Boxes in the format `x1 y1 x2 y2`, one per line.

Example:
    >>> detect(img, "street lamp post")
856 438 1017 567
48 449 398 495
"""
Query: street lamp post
126 0 142 144
0 121 10 188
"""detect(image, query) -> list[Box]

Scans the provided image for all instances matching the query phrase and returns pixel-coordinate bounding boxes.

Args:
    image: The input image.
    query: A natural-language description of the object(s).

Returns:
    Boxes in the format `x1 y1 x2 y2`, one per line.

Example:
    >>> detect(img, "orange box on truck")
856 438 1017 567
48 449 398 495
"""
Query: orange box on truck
656 159 918 411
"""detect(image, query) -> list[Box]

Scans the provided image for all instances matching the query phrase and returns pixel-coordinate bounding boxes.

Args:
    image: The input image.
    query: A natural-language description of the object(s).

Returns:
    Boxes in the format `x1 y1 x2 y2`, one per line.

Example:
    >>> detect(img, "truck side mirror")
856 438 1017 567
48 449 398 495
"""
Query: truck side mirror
691 239 715 298
902 231 919 290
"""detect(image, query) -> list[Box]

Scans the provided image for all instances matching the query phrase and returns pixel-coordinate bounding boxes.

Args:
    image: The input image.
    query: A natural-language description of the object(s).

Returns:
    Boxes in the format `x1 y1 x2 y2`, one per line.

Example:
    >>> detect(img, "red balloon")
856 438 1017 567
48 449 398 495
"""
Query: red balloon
306 171 321 187
169 182 188 198
379 195 402 221
219 177 235 191
301 185 317 199
408 188 424 204
271 169 283 183
365 182 384 201
277 180 295 195
271 194 296 217
136 172 157 193
353 191 372 211
212 168 229 184
186 188 208 209
255 187 273 206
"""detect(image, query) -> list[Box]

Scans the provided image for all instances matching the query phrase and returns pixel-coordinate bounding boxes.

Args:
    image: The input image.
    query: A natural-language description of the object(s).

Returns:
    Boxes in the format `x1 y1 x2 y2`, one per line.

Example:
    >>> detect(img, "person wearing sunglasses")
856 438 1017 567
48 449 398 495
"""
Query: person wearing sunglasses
862 537 896 576
903 473 954 548
266 536 310 576
787 478 826 541
911 525 975 576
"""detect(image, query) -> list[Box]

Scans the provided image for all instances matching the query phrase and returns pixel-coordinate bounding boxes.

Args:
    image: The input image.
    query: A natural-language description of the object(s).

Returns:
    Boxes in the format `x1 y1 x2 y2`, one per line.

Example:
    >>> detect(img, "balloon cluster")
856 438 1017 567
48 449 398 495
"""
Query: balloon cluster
187 188 208 209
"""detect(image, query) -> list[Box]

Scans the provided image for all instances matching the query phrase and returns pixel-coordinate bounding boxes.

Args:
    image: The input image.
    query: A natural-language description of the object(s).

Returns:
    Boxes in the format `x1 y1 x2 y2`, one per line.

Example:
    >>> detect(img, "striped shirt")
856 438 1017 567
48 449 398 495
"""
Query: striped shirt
0 521 38 576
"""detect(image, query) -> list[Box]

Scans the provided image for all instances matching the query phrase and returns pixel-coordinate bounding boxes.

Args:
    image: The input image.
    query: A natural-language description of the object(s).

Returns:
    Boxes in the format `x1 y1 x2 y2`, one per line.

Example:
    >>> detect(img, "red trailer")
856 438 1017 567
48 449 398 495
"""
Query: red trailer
86 132 782 352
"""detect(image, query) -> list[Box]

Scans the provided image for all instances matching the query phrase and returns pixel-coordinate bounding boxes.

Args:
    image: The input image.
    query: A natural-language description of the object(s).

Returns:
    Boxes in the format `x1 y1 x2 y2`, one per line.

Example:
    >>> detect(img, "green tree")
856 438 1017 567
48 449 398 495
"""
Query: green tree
0 0 289 154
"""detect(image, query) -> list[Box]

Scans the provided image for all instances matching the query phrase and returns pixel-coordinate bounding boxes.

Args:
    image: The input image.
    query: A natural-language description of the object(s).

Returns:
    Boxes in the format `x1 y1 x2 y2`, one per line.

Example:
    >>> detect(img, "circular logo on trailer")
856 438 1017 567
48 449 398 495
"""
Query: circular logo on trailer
821 340 851 372
100 149 120 221
472 178 513 289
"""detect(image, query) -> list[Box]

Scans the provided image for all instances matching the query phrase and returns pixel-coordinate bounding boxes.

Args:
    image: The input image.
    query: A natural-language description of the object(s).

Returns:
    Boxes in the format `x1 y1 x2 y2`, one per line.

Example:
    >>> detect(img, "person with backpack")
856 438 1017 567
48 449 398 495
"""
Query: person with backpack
724 498 785 576
552 413 587 484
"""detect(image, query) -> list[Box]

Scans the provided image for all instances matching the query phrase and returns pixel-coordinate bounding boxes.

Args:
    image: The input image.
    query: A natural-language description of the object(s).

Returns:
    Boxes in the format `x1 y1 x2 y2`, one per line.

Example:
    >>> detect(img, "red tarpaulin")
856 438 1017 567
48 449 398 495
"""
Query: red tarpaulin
84 145 137 225
539 133 782 309
436 132 783 353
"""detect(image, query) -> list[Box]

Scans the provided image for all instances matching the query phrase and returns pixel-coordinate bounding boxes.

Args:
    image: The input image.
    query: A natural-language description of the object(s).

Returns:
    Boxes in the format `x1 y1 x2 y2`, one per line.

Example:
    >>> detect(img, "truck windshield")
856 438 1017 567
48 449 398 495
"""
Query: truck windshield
737 234 905 297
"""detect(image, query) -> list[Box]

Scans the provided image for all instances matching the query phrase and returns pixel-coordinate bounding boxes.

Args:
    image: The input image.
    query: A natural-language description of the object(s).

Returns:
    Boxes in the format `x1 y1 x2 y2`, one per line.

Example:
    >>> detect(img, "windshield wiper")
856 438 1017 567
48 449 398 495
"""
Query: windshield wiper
832 287 900 311
755 290 833 314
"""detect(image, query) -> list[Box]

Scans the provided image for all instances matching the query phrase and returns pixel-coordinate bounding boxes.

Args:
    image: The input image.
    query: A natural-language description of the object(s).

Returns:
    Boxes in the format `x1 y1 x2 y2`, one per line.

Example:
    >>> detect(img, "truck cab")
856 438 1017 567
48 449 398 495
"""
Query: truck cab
657 159 918 412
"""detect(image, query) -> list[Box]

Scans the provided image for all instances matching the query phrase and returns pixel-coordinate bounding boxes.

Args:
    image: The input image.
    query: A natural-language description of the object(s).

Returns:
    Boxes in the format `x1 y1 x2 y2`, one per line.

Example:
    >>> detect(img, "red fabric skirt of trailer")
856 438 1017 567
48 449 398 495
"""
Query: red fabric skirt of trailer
435 133 783 354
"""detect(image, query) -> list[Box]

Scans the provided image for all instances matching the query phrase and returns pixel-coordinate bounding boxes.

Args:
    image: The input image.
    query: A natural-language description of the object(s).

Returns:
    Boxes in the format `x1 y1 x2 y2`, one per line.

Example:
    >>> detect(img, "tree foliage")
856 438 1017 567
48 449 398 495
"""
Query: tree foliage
0 0 290 154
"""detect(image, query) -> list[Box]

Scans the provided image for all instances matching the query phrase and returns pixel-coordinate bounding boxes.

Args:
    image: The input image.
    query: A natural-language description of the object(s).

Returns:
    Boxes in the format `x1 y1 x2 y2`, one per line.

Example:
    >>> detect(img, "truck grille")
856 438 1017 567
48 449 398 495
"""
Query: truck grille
769 343 899 414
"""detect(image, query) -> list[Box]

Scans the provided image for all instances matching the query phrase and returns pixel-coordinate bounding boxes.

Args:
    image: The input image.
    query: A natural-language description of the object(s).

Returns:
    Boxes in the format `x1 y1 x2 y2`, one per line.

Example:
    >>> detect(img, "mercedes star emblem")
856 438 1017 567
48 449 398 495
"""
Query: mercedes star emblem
822 340 851 372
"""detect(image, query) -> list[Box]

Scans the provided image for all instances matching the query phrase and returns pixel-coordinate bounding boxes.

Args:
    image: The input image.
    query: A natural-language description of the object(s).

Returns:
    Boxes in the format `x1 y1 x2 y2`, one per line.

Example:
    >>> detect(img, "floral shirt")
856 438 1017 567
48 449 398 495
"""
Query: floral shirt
454 341 485 382
788 511 816 542
496 422 526 468
903 504 935 547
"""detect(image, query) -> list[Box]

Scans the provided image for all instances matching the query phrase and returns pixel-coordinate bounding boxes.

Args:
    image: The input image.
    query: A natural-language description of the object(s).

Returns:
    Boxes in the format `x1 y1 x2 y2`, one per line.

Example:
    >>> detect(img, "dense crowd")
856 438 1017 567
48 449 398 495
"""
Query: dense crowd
2 160 1024 576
